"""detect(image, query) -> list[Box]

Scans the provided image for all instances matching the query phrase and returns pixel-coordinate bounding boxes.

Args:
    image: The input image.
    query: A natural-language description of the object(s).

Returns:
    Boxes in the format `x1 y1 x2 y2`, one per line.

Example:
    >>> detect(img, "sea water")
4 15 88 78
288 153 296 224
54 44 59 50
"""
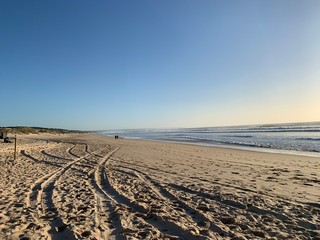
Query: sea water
101 122 320 156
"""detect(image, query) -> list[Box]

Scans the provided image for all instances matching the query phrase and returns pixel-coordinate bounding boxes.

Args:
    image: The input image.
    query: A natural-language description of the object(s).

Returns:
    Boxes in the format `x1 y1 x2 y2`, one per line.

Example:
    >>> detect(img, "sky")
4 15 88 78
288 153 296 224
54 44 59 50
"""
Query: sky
1 0 320 130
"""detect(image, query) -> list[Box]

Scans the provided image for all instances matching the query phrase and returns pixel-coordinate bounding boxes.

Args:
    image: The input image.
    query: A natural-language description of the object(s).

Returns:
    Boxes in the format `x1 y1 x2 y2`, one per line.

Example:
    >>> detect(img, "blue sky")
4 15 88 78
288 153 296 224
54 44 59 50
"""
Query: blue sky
1 1 320 130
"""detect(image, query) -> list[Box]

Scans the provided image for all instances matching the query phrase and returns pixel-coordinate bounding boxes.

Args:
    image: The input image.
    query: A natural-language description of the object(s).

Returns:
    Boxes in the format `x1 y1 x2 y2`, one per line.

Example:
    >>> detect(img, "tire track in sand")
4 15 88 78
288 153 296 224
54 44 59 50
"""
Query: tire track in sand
26 144 108 240
99 152 205 239
88 147 126 240
115 166 230 239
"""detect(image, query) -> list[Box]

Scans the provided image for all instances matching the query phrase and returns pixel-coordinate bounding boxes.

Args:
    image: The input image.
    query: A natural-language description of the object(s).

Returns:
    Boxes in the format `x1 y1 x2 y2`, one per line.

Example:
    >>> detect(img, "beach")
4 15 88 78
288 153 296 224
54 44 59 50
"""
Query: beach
0 133 319 240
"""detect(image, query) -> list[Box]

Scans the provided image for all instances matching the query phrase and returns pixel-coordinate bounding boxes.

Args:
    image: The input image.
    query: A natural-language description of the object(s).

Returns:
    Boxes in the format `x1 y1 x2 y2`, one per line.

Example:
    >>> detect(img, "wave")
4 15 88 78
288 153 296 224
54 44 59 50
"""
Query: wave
176 136 320 153
296 137 320 141
173 128 320 134
223 135 253 138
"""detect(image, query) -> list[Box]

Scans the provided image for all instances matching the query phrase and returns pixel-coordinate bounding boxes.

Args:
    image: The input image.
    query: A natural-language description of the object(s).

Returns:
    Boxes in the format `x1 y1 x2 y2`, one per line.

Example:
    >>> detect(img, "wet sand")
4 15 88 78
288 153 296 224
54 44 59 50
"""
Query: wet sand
0 133 319 239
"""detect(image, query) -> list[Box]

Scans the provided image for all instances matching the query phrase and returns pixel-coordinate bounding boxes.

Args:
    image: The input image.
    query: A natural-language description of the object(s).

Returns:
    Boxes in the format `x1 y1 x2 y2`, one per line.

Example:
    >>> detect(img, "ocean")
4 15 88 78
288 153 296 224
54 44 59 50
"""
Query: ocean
100 122 320 156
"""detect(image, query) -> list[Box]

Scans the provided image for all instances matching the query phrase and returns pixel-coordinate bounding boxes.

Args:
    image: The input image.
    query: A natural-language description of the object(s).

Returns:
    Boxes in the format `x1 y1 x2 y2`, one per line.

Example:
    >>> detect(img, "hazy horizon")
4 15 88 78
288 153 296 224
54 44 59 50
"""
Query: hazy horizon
99 120 320 131
5 120 320 132
1 1 320 130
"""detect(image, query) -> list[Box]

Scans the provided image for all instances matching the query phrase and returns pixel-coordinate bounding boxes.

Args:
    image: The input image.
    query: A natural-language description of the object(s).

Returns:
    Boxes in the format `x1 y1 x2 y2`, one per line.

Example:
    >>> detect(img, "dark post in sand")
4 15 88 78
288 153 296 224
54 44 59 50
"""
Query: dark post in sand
14 135 17 160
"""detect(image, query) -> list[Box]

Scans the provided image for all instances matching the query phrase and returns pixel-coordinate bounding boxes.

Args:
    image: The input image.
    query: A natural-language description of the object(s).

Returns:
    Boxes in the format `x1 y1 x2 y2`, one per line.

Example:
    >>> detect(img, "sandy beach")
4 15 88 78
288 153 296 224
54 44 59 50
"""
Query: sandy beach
0 133 319 240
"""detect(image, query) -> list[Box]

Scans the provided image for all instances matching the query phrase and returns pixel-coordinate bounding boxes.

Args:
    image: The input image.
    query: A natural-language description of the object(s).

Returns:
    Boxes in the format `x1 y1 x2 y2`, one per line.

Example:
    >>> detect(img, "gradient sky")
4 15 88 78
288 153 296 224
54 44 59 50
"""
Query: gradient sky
1 1 320 130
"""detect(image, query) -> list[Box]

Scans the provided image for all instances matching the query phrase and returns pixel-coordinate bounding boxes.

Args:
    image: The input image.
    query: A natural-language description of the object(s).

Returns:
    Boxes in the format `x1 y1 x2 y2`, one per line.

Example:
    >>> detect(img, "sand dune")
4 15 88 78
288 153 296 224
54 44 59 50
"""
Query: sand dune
0 134 319 239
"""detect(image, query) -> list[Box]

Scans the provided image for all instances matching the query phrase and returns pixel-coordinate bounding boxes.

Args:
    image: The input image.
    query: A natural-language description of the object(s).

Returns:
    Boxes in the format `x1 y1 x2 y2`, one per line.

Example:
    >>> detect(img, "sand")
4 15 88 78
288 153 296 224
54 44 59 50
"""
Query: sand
0 133 319 240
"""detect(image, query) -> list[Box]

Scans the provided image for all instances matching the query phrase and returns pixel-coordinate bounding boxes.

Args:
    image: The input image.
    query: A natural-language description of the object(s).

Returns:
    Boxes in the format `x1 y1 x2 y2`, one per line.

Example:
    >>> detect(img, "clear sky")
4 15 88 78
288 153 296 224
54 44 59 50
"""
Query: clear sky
1 1 320 130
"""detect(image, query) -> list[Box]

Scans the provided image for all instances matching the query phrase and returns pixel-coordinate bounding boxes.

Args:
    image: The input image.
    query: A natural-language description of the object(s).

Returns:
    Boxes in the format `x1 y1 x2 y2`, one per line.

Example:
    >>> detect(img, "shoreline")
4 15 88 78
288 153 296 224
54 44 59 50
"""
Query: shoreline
101 134 320 158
